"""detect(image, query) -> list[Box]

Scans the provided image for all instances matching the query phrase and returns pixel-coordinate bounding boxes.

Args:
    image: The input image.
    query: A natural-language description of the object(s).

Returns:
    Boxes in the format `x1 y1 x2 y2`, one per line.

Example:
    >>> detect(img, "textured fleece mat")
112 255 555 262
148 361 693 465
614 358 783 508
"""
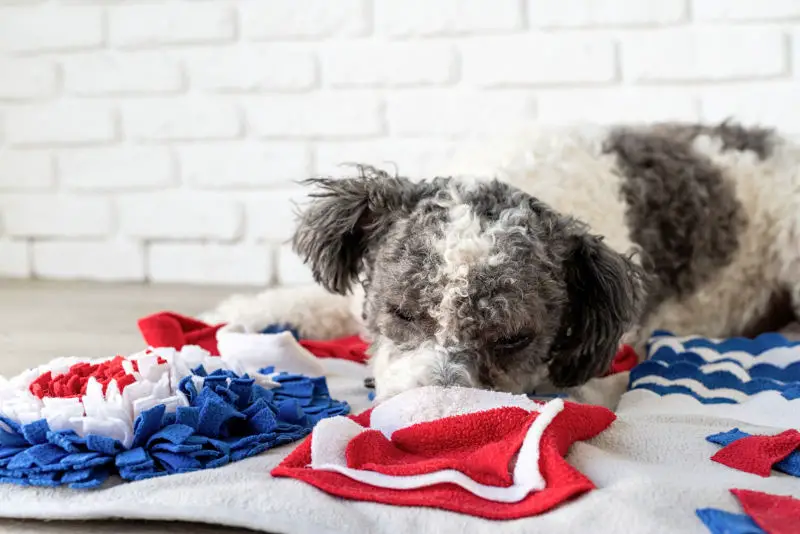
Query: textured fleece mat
0 364 798 534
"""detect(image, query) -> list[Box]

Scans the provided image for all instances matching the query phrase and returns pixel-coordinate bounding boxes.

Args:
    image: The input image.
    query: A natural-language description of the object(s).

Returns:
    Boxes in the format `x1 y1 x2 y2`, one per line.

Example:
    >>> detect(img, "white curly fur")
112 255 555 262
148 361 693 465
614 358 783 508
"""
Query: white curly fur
199 285 359 340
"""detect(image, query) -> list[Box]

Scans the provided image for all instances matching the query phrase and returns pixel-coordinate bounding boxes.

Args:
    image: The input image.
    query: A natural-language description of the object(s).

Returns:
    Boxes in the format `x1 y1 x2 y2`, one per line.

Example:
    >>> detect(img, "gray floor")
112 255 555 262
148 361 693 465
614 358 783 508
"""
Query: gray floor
0 280 262 533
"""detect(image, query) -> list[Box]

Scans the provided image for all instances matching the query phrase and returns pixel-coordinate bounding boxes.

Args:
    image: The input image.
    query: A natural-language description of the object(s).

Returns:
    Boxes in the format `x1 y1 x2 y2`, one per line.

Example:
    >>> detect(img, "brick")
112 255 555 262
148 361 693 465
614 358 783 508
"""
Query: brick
122 98 241 141
117 192 242 240
314 139 460 177
323 42 457 87
148 243 272 285
58 147 175 191
246 93 382 138
63 52 182 96
693 0 800 20
245 188 308 242
110 3 234 48
386 90 535 136
180 142 309 188
0 58 58 99
701 83 800 136
536 88 699 124
33 241 144 282
0 240 29 278
622 28 787 82
0 151 53 190
241 0 368 39
184 46 316 92
375 0 522 37
0 6 103 52
6 103 115 146
277 244 314 285
462 35 616 86
528 0 687 27
0 194 112 238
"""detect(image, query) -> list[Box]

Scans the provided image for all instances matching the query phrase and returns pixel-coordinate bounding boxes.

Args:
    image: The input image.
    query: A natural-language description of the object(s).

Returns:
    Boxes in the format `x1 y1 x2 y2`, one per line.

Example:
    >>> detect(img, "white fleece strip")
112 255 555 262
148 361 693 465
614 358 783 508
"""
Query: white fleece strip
629 376 754 403
309 397 564 503
648 339 800 369
616 388 800 429
216 324 327 378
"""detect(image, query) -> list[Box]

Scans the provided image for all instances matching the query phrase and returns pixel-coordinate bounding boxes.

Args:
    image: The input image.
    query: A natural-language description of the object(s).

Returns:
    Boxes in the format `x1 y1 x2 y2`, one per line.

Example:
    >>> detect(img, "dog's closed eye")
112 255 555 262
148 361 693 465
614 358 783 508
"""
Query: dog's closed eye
492 333 533 355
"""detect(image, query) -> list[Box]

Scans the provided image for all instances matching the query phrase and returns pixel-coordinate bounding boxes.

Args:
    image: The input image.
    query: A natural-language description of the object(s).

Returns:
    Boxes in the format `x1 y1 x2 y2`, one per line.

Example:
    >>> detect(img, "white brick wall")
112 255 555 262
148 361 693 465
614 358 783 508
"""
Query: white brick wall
0 0 798 286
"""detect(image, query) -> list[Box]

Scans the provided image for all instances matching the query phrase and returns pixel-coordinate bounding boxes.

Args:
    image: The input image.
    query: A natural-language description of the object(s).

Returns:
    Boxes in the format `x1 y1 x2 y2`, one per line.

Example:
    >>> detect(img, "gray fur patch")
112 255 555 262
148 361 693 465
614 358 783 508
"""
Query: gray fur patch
604 127 748 313
649 120 776 160
740 289 795 338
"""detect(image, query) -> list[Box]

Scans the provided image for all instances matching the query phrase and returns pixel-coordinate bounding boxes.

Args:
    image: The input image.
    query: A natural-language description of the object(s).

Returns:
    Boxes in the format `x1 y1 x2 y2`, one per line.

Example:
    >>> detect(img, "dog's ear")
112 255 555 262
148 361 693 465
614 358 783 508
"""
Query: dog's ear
292 166 422 295
548 231 645 388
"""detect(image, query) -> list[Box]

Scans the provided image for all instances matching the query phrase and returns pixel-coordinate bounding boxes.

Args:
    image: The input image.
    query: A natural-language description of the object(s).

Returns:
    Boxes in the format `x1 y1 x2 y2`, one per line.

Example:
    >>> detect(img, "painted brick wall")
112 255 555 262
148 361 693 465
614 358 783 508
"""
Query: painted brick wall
1 0 798 286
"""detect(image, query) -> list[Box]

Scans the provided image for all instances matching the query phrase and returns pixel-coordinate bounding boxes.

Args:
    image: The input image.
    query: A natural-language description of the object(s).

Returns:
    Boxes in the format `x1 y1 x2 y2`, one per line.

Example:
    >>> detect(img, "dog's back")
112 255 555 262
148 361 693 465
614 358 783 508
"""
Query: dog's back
443 121 800 348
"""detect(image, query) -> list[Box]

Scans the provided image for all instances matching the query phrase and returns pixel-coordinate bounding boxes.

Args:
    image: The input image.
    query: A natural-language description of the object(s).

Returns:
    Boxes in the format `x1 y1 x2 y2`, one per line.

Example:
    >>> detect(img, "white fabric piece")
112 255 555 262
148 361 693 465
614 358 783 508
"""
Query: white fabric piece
317 357 372 380
309 392 563 503
617 388 800 429
217 324 327 378
0 373 798 534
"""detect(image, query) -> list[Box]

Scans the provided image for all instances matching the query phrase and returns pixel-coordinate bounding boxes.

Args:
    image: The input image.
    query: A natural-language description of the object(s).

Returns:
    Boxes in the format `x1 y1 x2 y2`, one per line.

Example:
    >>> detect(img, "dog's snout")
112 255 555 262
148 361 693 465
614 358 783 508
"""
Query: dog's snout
430 372 470 388
430 354 474 388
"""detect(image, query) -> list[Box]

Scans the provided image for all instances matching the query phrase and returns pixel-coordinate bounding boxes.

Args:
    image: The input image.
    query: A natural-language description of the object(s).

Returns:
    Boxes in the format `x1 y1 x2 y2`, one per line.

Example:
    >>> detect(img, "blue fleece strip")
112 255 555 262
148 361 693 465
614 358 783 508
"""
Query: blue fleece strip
695 508 765 534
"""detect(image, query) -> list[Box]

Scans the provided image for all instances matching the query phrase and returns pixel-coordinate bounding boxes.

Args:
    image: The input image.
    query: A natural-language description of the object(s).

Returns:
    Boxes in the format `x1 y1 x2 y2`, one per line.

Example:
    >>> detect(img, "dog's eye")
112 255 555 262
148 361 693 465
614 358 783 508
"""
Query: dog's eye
390 306 416 322
493 333 533 354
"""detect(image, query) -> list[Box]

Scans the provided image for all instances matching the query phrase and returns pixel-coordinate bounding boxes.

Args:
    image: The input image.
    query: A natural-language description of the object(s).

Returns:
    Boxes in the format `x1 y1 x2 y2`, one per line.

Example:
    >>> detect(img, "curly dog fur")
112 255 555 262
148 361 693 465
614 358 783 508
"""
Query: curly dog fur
209 120 800 402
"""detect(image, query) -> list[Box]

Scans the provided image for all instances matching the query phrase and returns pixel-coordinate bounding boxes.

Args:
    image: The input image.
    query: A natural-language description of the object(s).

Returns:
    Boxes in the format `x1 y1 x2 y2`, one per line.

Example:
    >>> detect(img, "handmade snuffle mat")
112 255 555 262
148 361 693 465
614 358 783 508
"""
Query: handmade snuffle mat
0 315 798 534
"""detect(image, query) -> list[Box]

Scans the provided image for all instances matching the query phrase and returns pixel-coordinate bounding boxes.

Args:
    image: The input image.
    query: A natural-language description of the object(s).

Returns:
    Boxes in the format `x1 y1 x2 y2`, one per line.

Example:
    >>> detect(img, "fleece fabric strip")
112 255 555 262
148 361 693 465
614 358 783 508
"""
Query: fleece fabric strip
706 428 800 478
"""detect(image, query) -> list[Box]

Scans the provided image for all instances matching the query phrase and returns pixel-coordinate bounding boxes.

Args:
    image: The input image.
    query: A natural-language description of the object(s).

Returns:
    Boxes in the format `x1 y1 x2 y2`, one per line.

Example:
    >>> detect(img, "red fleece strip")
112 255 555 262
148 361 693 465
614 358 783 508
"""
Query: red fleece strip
29 355 165 399
732 489 800 534
712 429 800 477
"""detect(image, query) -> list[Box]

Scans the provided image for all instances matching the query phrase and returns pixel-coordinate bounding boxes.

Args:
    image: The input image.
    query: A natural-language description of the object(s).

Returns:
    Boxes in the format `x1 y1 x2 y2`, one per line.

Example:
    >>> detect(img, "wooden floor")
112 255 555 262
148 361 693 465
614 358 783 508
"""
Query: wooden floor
0 280 261 534
0 279 256 377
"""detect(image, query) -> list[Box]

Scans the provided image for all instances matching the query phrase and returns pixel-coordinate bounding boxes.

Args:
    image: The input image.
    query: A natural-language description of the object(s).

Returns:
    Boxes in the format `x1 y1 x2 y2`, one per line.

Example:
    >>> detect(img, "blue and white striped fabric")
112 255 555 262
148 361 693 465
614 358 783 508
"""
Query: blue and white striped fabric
616 330 800 429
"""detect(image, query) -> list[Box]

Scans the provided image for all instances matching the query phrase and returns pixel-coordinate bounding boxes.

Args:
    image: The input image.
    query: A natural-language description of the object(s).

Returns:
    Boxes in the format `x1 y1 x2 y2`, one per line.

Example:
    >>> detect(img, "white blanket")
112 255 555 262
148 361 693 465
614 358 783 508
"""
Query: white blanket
0 331 798 533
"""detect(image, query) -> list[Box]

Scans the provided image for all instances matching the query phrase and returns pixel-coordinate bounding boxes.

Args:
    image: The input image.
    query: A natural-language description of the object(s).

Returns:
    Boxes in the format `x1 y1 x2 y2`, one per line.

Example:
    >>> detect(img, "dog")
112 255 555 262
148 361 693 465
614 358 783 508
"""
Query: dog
291 121 800 402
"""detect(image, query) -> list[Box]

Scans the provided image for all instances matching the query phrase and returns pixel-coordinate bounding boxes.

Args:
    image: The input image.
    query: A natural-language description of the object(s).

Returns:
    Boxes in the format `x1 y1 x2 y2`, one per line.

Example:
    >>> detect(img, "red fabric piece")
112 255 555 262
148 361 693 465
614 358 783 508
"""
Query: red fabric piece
346 406 534 487
605 344 638 375
711 429 800 477
135 311 632 372
137 312 224 355
28 355 165 399
732 489 800 534
136 311 371 363
299 336 370 364
272 401 616 520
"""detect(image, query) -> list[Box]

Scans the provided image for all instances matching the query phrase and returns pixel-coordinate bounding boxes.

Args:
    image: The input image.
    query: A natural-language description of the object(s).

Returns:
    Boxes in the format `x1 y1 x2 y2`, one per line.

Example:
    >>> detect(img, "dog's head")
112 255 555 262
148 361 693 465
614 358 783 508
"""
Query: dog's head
292 166 645 401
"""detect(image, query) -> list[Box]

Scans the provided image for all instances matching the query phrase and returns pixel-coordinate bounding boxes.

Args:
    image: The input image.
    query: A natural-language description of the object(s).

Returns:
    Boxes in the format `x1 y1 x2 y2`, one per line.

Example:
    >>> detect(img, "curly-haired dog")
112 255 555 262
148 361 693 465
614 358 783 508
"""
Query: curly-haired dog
292 121 800 401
